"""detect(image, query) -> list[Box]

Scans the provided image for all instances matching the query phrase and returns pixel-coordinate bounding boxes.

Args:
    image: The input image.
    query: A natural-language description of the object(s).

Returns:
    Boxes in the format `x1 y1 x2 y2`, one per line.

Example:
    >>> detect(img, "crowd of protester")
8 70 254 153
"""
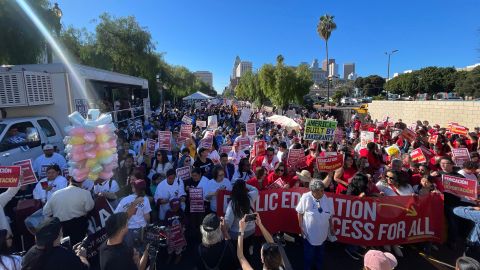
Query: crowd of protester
0 101 480 270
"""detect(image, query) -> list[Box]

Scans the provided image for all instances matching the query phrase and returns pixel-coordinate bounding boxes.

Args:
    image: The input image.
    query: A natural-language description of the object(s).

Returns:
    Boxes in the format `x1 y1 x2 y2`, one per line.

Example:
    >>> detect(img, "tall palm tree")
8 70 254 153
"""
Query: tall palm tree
317 14 337 104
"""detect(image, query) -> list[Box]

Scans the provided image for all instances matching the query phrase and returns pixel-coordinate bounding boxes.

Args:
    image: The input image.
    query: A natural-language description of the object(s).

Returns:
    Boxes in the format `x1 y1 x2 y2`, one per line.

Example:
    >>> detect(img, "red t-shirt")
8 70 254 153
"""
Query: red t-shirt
246 177 267 190
266 171 294 187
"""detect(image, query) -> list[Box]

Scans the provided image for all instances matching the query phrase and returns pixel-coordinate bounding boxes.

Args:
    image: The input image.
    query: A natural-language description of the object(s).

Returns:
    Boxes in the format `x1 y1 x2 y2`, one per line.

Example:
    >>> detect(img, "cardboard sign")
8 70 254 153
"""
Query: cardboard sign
410 148 427 164
217 189 444 246
239 108 251 123
158 131 172 151
207 115 218 129
266 178 289 190
428 135 438 145
196 120 207 128
180 124 192 139
246 123 257 137
167 224 187 251
452 148 470 167
449 124 468 136
146 138 157 156
235 136 251 151
182 115 192 124
316 154 344 172
220 146 232 154
13 159 37 186
385 144 400 157
401 128 416 143
84 197 114 259
199 134 213 149
176 166 191 182
252 141 267 157
189 187 205 213
360 131 375 148
303 119 337 141
442 175 478 200
287 149 307 171
0 166 21 188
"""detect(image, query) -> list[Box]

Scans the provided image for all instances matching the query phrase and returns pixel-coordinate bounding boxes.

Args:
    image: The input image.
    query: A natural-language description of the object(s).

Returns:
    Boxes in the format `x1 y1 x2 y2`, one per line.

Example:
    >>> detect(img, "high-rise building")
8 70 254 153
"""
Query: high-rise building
322 59 335 71
193 71 213 87
343 63 355 80
328 62 339 78
235 61 252 78
227 56 252 96
309 59 326 84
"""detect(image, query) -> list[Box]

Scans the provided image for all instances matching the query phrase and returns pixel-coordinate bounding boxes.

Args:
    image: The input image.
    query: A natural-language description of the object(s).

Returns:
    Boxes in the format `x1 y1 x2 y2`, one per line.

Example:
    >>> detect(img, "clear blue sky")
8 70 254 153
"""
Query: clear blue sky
56 0 479 92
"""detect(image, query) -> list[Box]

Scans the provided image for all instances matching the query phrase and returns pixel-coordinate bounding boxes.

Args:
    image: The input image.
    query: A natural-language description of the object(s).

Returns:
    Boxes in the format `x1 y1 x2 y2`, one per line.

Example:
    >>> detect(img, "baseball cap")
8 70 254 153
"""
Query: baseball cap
364 250 397 270
169 198 181 208
43 144 54 150
35 217 62 246
131 179 146 191
202 213 220 232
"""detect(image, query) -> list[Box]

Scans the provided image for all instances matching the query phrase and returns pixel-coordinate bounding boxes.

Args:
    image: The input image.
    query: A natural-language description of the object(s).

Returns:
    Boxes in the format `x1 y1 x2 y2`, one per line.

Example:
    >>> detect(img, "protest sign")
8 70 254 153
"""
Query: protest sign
333 128 344 144
303 119 337 141
217 188 443 246
176 166 191 182
235 136 251 151
252 140 266 157
316 154 344 172
158 131 172 151
180 124 192 139
266 178 289 190
199 132 213 149
360 131 375 148
207 115 218 129
0 166 21 188
442 175 478 200
220 146 232 154
385 144 400 157
13 159 37 186
189 187 205 213
246 123 257 137
84 197 114 258
401 128 416 143
239 108 251 123
428 135 438 145
146 138 157 156
182 115 192 124
410 148 427 164
452 148 470 167
62 168 70 178
196 120 207 128
449 124 468 136
287 149 307 171
167 224 187 252
391 128 402 139
420 146 434 160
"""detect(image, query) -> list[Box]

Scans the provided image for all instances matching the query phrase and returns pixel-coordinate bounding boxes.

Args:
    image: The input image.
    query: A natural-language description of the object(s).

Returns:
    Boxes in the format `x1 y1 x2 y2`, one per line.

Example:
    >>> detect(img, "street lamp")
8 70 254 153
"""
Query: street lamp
385 49 398 100
156 74 164 110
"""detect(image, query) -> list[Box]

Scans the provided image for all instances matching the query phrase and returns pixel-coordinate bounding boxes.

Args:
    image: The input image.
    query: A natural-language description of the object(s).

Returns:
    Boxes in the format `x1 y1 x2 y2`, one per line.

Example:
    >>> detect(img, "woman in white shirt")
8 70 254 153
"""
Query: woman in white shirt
204 166 232 213
32 165 68 203
148 150 174 180
232 158 254 184
225 180 259 240
0 229 21 270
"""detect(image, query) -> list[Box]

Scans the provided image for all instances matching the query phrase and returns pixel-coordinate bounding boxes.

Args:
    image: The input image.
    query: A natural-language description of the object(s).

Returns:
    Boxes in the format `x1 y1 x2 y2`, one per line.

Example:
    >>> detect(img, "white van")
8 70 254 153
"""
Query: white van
0 116 63 166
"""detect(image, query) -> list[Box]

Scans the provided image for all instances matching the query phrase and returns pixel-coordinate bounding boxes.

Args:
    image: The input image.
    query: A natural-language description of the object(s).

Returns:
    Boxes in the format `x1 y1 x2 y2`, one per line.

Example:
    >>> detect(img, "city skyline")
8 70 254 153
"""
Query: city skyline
56 0 479 93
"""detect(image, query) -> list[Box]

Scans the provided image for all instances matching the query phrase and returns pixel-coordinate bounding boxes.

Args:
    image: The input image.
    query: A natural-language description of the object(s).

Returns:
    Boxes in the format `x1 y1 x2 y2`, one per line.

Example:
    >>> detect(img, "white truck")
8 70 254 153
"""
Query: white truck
0 63 150 166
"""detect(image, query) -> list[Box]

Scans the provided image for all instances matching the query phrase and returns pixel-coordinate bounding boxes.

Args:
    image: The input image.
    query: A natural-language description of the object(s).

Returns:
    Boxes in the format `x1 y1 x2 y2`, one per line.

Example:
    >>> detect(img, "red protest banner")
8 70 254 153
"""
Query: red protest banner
0 166 21 188
180 124 192 139
401 128 416 143
246 123 257 137
176 166 191 182
196 120 207 128
316 154 344 172
449 124 468 136
220 146 232 155
189 187 205 213
287 148 307 171
158 131 172 151
217 188 444 246
146 138 156 156
442 175 478 200
13 159 37 186
452 148 470 167
410 148 427 164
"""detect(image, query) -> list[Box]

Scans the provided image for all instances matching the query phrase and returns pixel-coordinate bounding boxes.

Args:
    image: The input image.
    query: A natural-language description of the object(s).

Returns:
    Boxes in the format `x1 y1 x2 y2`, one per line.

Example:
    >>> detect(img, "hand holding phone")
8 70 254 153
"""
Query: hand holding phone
245 213 257 222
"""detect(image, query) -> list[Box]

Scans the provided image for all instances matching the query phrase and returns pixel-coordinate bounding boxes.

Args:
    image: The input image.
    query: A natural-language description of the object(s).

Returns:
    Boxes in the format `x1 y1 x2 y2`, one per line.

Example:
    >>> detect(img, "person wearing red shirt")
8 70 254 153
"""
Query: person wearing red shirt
246 167 268 190
266 162 293 188
359 142 382 175
254 147 279 173
333 154 357 194
305 142 319 175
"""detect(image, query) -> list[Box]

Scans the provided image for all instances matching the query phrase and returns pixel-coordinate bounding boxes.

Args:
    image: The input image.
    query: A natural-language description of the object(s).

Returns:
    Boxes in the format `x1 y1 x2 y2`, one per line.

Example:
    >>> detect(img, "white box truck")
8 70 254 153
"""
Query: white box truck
0 63 150 165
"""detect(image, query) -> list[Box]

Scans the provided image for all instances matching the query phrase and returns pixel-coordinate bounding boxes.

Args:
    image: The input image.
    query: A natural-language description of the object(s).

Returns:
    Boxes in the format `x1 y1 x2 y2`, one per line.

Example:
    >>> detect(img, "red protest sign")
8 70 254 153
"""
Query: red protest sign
442 175 478 200
410 148 427 164
189 187 205 213
196 121 206 128
246 123 256 137
419 146 434 160
167 224 187 251
449 124 468 136
217 188 444 246
220 146 232 154
401 128 416 143
158 131 172 151
252 140 266 157
287 148 307 171
452 148 470 167
180 124 192 139
266 178 289 190
316 154 344 172
0 166 21 188
146 138 156 156
176 166 191 182
13 159 37 186
199 135 213 149
428 135 438 145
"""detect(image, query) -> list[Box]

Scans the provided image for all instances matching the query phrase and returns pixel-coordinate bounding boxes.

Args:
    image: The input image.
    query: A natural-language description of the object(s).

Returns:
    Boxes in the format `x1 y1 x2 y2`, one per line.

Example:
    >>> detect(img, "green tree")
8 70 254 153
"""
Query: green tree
317 14 337 101
332 88 347 103
355 75 385 96
294 64 314 104
0 0 59 64
455 66 480 97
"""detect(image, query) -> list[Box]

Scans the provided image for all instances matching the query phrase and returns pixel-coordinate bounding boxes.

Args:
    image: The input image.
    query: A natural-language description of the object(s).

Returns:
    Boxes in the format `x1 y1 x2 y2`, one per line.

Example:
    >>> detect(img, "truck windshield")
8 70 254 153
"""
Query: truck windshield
0 124 5 136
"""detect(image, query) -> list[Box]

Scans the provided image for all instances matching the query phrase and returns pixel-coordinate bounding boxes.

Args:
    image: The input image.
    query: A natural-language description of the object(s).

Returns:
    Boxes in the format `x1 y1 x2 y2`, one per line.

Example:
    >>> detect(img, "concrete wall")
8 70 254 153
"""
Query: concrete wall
367 101 480 129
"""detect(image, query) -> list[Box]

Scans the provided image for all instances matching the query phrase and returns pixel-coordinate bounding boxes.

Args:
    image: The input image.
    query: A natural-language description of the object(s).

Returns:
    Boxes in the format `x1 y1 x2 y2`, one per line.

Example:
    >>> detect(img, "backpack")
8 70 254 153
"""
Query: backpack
198 241 232 270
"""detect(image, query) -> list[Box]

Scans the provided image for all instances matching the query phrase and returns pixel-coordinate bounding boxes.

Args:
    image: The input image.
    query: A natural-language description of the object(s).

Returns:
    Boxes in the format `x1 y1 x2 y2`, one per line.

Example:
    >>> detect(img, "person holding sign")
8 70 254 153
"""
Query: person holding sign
225 180 259 242
33 165 68 204
154 169 186 221
234 127 253 152
148 150 173 180
0 184 20 235
228 142 247 169
194 148 215 179
204 166 232 213
334 154 358 194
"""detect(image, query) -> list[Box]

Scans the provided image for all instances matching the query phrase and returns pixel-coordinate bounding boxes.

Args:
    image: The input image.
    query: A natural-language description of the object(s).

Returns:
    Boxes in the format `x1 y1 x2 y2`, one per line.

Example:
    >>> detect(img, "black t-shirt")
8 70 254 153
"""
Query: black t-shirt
22 246 88 270
99 242 137 270
193 158 214 178
196 241 239 270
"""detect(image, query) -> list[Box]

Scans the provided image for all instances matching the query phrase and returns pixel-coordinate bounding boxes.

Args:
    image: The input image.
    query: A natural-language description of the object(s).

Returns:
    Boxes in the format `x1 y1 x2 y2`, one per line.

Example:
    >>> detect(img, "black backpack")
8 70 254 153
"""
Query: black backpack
198 241 232 270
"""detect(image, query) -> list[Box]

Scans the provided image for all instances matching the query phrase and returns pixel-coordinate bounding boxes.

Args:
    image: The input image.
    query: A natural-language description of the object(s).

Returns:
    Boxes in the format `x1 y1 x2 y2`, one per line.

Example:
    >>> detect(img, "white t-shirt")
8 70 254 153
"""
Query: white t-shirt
261 155 279 173
296 192 333 246
133 139 145 155
231 170 254 184
33 153 67 178
33 176 68 202
227 150 247 168
154 178 186 220
204 178 233 212
0 254 21 270
115 195 151 229
376 181 414 196
94 179 120 195
81 179 94 192
458 169 478 180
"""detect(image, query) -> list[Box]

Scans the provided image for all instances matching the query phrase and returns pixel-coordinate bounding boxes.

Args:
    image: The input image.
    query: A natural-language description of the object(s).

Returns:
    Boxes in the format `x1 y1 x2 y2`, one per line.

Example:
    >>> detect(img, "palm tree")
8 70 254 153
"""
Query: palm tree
317 14 337 104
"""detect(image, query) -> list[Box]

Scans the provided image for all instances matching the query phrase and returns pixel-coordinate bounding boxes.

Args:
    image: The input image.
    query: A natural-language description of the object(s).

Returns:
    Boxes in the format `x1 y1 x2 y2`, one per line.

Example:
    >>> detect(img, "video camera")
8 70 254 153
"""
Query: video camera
144 223 168 249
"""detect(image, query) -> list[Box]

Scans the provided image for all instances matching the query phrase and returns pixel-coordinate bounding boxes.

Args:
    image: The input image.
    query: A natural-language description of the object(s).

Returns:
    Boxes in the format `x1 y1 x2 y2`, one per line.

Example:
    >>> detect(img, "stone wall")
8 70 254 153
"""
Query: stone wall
367 101 480 129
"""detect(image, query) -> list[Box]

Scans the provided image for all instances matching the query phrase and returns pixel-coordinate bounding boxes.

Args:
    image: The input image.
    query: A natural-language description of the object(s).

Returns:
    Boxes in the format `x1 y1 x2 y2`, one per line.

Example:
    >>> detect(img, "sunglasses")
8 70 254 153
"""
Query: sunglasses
386 176 394 180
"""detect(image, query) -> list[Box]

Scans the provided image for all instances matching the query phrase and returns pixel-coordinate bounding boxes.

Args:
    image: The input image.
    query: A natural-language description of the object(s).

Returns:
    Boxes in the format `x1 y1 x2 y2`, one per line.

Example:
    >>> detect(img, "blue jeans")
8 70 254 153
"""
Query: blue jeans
454 206 480 246
303 239 324 270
